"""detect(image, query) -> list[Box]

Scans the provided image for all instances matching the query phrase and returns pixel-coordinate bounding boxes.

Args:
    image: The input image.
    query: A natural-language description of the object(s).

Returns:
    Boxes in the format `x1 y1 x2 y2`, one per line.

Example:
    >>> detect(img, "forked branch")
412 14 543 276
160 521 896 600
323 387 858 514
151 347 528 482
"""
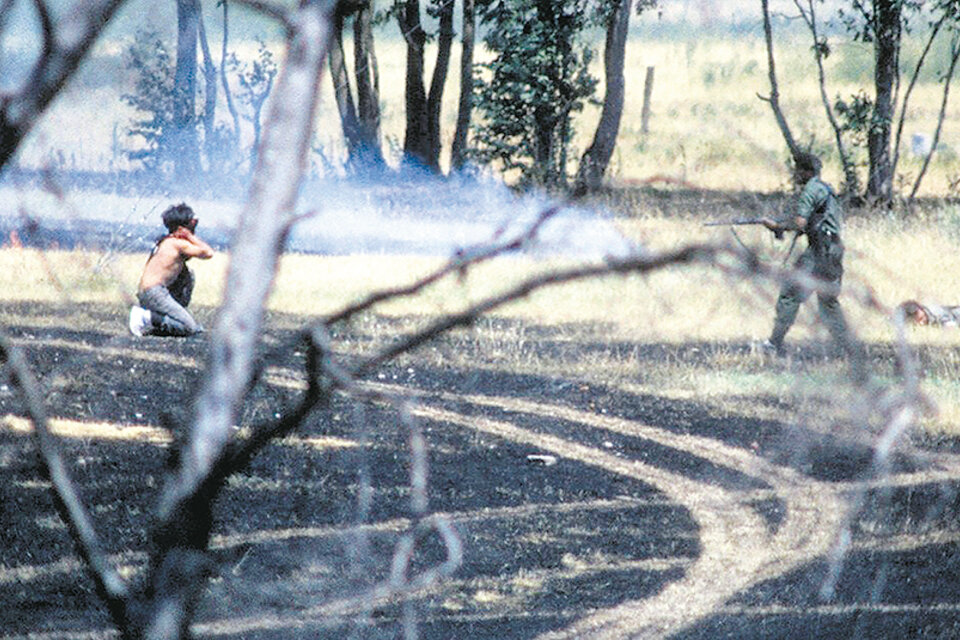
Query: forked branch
0 0 130 169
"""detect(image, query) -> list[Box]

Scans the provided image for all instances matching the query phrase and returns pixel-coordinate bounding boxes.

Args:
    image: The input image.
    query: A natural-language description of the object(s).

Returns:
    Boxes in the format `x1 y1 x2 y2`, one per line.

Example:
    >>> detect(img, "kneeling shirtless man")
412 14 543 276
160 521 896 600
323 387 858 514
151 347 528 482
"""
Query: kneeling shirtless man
129 203 214 337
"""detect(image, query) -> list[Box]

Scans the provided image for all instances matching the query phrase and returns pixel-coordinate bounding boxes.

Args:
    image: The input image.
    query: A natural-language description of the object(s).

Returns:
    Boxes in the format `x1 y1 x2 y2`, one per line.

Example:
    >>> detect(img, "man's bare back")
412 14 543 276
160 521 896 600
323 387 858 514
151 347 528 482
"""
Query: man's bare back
138 228 214 293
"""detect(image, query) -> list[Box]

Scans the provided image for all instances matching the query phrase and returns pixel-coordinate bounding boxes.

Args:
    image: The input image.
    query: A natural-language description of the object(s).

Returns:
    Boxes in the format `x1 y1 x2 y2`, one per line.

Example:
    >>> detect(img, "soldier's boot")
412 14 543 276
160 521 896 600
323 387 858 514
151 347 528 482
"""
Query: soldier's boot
762 338 787 358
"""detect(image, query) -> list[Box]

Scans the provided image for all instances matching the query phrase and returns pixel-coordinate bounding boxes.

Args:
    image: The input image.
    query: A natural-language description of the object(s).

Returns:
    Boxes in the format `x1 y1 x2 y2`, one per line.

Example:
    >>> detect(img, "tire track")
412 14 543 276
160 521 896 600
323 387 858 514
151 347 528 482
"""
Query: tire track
399 387 849 639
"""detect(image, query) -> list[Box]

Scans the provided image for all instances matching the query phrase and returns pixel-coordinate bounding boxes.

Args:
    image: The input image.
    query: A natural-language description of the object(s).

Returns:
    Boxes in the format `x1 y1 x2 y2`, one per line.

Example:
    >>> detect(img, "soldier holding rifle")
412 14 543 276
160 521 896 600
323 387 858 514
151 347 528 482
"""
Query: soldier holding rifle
709 153 856 360
758 152 854 358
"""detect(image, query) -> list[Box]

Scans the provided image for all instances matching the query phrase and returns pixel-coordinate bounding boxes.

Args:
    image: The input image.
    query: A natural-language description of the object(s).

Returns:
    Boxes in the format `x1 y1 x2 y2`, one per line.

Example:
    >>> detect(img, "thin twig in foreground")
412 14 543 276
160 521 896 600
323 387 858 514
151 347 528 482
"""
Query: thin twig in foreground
0 333 129 613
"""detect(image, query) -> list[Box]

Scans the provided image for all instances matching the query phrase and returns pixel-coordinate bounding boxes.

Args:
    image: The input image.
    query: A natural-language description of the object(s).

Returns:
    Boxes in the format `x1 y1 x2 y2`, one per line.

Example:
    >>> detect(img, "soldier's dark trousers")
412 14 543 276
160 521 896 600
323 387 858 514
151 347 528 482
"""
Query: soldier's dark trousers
769 246 850 351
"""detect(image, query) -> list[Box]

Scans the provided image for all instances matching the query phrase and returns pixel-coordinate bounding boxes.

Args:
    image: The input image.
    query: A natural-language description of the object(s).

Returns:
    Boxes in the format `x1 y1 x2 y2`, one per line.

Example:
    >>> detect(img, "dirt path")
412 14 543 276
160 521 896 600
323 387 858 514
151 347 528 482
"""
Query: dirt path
396 386 960 639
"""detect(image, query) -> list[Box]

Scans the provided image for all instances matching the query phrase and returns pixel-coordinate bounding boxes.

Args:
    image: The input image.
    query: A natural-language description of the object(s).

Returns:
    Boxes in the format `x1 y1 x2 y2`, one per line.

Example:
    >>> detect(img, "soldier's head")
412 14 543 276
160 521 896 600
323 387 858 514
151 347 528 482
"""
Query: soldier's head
898 300 929 325
794 152 822 183
161 203 197 233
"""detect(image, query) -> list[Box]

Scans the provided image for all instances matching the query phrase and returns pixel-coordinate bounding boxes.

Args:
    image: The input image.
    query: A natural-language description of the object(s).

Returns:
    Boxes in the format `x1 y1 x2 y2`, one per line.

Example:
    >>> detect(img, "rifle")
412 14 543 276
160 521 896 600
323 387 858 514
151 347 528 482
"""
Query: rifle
703 218 783 240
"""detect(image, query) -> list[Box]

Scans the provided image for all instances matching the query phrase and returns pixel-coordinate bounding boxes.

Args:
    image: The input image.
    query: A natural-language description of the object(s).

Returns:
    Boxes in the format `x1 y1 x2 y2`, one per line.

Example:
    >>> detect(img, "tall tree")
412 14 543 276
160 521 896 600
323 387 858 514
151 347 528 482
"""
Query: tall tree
426 0 455 165
397 0 432 168
329 1 385 173
866 0 900 203
450 0 474 171
473 0 596 189
353 0 384 169
840 0 924 203
219 0 242 154
574 0 657 194
197 7 219 172
172 0 203 184
395 0 457 171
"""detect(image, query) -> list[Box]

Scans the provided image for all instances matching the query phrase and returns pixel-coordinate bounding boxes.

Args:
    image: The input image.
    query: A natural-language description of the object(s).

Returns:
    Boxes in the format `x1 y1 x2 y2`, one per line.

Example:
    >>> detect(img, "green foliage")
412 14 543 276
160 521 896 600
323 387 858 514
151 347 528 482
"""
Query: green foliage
837 0 925 43
121 29 175 172
834 89 873 148
470 0 598 189
121 27 278 179
225 38 277 170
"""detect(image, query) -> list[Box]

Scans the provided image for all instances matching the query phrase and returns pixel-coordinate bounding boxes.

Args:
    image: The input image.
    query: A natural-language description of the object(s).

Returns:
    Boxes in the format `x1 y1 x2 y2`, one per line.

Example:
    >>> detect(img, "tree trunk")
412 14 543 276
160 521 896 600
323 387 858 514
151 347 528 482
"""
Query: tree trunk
329 13 364 160
640 66 654 135
426 0 454 168
758 0 800 161
197 7 218 174
399 0 432 169
574 0 631 194
450 0 474 171
219 0 241 155
353 1 385 170
330 3 385 174
533 0 560 187
139 2 340 637
867 0 900 204
173 0 202 185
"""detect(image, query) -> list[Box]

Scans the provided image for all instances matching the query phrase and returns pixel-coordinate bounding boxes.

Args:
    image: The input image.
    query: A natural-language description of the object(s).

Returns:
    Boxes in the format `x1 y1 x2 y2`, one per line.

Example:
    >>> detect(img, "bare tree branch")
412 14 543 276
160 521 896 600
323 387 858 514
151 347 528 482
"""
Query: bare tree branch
910 35 960 200
351 243 719 378
891 12 949 181
30 0 54 65
759 0 801 161
325 205 563 326
0 333 130 616
0 0 130 169
794 0 859 195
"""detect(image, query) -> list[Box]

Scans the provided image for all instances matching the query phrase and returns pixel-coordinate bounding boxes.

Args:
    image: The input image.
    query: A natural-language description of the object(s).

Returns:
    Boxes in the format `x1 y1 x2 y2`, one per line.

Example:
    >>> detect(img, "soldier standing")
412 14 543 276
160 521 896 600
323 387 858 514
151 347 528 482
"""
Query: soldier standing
759 152 855 359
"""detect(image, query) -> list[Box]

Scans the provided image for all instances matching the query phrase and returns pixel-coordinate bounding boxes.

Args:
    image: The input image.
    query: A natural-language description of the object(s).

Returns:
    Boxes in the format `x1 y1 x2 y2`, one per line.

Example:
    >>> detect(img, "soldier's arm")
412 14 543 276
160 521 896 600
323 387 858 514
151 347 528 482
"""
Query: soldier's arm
760 215 805 233
790 180 823 229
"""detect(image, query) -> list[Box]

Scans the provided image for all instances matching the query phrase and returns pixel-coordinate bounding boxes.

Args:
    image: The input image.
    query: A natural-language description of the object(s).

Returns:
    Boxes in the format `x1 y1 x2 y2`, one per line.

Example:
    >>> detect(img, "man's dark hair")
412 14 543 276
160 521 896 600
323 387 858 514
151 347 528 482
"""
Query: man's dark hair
899 300 924 316
161 203 196 232
795 152 822 176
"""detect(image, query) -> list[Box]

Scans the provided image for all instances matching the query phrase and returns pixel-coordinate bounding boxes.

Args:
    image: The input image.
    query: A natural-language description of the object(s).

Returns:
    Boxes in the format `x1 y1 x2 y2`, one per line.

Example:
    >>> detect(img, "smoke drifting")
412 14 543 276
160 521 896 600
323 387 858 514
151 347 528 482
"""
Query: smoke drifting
0 172 636 260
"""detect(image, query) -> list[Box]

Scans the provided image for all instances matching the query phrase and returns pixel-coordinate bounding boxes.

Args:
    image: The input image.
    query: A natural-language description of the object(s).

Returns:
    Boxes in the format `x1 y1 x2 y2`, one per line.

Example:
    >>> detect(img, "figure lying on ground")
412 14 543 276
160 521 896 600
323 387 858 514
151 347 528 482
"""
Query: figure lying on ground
898 300 960 327
128 203 214 337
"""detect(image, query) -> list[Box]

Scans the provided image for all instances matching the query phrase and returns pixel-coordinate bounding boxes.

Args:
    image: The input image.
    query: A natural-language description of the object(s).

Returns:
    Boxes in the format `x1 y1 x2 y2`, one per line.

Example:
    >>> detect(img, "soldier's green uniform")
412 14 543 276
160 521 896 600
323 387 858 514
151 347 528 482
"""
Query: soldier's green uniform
768 175 851 354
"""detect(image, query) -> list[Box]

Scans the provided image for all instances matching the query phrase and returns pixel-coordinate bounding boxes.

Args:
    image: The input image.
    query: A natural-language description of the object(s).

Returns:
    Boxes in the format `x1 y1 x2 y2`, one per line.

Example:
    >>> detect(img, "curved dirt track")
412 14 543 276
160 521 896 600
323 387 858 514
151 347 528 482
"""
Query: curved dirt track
407 390 847 638
401 386 947 639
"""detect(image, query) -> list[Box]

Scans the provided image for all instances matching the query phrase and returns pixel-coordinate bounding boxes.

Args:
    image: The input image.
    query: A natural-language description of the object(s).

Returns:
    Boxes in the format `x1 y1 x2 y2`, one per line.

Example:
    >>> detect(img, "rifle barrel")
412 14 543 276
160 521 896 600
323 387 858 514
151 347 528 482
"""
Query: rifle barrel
702 219 765 227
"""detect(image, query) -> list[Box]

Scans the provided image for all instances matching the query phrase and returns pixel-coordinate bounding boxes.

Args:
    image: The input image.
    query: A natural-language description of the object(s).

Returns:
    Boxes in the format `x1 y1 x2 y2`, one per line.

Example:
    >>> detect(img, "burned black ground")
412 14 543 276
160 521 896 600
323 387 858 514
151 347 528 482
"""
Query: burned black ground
2 301 960 639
